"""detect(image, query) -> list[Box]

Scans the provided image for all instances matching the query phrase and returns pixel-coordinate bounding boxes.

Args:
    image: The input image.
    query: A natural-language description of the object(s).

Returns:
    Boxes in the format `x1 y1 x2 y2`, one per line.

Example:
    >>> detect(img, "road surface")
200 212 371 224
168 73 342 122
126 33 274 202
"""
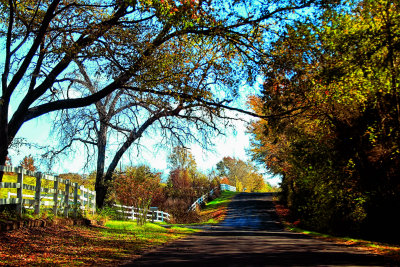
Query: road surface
123 193 392 266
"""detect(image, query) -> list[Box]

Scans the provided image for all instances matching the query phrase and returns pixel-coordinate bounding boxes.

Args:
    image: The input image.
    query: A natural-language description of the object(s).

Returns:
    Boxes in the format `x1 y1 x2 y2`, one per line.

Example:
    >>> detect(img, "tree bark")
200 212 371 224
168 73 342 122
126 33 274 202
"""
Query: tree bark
95 122 108 209
0 102 9 182
95 183 108 210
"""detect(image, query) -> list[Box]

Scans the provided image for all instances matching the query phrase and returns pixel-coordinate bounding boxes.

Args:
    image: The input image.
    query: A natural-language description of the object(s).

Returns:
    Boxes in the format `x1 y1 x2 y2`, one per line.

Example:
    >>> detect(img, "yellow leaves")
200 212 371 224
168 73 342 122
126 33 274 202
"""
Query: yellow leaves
139 0 204 30
365 126 378 144
247 95 263 113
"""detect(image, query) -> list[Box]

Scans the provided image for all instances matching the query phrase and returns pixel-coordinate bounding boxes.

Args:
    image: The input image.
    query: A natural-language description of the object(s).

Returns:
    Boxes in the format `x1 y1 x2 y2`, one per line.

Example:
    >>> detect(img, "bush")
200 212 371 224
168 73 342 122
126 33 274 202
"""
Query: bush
111 165 165 225
163 198 200 224
97 206 125 221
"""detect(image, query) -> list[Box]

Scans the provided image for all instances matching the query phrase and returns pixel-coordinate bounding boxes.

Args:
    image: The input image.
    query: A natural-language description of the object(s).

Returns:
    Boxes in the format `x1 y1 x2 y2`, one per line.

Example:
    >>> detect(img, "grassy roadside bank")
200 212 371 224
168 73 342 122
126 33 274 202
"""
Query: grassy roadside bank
0 191 239 266
166 191 239 228
199 191 238 224
274 202 400 263
0 220 197 266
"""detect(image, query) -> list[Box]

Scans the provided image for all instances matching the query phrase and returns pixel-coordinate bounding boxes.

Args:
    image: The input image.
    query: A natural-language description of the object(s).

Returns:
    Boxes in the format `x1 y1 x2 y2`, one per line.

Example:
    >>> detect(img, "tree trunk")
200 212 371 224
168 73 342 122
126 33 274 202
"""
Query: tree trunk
0 147 8 182
95 111 176 207
98 135 135 208
0 102 9 182
95 183 108 209
95 123 108 209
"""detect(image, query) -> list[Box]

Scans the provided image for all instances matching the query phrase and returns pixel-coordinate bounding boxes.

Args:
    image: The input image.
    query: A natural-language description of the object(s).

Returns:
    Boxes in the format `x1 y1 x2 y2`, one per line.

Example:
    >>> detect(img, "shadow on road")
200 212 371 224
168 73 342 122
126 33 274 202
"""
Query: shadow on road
123 193 392 266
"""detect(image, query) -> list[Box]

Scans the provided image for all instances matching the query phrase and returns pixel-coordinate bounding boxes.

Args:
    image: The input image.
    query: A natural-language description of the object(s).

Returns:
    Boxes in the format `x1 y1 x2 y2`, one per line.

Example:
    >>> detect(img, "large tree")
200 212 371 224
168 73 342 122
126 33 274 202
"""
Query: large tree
249 0 400 240
49 35 242 207
0 0 339 183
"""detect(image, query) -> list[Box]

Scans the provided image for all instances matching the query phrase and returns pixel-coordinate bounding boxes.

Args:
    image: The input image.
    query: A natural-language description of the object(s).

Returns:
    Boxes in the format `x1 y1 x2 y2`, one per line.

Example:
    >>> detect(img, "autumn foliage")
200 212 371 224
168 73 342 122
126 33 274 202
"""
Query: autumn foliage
112 166 164 225
216 157 273 192
19 156 37 172
249 0 400 241
162 147 218 223
220 177 230 185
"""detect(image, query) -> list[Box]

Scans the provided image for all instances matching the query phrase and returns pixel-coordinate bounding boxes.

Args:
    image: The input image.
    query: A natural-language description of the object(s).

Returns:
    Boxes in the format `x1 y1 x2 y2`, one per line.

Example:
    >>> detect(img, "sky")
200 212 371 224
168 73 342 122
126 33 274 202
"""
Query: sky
8 97 282 187
0 0 299 189
2 24 282 187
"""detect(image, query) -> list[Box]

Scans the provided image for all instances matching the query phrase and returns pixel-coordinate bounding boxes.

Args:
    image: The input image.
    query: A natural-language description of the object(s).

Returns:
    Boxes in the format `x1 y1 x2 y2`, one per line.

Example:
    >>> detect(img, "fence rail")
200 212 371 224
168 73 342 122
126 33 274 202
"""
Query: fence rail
0 165 96 217
188 187 218 211
114 204 171 222
220 183 236 192
188 183 237 212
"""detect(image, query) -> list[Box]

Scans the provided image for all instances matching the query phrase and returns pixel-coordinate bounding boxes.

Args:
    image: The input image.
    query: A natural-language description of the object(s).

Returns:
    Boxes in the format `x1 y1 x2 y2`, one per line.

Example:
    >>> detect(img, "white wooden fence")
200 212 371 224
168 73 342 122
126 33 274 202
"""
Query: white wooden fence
220 183 236 192
188 187 218 211
114 204 171 222
0 165 96 217
188 184 236 212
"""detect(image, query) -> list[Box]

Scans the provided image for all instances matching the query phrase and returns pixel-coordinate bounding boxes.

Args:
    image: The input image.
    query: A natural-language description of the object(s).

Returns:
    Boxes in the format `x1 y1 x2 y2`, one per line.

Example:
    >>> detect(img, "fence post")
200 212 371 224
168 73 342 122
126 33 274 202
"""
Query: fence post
131 206 135 220
92 190 96 214
85 188 90 212
16 166 24 216
73 182 79 218
150 207 158 223
53 176 59 216
64 180 70 217
34 172 42 215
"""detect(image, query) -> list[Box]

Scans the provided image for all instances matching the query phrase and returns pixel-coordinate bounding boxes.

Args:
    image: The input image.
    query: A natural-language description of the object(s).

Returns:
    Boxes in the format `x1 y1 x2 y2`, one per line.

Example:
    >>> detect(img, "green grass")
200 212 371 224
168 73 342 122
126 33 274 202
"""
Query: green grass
105 220 199 233
204 191 238 211
200 191 238 224
104 220 198 241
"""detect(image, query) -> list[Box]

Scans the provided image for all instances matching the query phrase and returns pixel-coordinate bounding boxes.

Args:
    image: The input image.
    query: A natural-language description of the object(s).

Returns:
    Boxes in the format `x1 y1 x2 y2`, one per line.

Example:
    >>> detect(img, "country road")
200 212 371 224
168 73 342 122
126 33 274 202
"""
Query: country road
123 193 392 266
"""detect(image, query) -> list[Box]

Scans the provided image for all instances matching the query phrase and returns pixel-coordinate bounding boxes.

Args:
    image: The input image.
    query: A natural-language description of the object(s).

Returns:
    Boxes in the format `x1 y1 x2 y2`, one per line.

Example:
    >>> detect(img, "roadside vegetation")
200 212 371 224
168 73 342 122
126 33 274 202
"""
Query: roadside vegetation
0 188 239 266
250 0 400 242
172 190 239 226
199 191 238 224
0 219 197 266
274 201 400 263
0 149 244 266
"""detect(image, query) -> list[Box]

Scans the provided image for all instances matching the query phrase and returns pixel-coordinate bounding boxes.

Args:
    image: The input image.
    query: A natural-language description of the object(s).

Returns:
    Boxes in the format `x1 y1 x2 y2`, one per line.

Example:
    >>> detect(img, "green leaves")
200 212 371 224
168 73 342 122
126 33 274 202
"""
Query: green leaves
216 157 272 192
138 0 211 30
249 0 400 238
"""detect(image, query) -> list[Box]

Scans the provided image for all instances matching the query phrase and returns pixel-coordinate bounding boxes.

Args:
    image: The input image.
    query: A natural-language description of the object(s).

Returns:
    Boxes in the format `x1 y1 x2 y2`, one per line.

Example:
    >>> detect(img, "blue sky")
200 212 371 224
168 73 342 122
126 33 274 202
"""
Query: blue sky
8 89 281 187
2 4 282 187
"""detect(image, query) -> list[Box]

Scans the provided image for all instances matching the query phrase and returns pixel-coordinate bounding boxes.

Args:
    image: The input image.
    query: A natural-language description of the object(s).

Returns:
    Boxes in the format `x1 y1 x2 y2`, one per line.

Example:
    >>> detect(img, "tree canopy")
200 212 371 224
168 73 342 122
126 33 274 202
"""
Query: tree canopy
216 156 272 192
0 0 339 178
249 0 400 241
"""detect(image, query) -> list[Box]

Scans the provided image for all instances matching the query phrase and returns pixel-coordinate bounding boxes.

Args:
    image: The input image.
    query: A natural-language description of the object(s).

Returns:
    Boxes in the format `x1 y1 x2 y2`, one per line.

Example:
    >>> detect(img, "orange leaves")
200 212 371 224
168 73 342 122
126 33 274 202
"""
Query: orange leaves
20 155 37 172
0 221 186 266
247 95 263 114
112 165 164 209
220 176 231 185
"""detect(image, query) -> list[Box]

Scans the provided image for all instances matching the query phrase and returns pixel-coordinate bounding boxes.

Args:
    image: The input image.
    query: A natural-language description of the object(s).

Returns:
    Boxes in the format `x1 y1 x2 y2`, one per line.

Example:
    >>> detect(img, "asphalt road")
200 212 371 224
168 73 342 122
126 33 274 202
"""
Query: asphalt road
123 193 392 266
